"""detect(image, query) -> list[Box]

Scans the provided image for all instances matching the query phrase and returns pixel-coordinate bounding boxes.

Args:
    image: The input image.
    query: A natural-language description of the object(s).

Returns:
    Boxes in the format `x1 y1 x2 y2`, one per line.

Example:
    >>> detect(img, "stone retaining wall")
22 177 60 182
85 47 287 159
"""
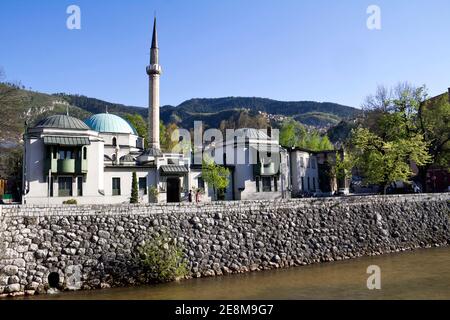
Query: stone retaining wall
0 193 449 296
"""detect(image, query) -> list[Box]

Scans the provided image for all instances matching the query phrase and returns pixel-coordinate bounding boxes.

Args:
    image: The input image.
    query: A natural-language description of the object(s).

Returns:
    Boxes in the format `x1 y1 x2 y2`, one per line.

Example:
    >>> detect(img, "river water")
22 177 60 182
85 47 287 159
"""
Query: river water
21 247 450 300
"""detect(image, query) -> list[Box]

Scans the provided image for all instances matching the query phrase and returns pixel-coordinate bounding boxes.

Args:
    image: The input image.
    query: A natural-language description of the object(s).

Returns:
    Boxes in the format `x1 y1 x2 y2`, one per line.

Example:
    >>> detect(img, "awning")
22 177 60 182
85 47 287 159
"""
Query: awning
43 136 91 146
160 165 189 175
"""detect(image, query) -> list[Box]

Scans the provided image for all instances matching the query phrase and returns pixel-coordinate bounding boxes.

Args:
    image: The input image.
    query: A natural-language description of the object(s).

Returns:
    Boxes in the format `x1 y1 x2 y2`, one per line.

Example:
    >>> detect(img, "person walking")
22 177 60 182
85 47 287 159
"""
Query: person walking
195 189 200 203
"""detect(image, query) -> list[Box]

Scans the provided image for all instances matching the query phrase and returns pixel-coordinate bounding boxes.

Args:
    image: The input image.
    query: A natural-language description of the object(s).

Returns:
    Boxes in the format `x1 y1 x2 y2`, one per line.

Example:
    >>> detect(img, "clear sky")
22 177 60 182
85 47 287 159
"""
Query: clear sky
1 0 449 108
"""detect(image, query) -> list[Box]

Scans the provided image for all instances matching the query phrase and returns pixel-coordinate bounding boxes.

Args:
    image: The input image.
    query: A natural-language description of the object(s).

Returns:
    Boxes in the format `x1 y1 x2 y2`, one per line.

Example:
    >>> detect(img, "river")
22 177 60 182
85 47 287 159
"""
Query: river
19 247 450 300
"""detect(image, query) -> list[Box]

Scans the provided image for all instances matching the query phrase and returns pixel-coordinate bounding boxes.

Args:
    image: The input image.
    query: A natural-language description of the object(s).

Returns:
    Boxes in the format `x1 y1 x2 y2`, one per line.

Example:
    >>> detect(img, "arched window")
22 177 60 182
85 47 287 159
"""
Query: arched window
112 137 117 147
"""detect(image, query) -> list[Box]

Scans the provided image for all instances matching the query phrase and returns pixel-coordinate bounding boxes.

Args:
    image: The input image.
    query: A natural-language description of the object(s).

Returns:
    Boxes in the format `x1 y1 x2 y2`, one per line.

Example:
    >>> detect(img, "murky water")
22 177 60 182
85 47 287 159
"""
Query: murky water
20 247 450 300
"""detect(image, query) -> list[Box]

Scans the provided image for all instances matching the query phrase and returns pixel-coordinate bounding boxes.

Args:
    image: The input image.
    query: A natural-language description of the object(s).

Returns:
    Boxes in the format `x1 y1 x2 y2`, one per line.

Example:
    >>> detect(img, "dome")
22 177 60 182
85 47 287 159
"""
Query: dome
84 113 138 135
34 115 90 130
120 154 136 164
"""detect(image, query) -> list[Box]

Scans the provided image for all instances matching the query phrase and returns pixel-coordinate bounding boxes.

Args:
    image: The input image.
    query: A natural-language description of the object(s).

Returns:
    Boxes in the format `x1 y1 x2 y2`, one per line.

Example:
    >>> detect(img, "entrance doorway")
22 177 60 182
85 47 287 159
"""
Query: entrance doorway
167 178 181 203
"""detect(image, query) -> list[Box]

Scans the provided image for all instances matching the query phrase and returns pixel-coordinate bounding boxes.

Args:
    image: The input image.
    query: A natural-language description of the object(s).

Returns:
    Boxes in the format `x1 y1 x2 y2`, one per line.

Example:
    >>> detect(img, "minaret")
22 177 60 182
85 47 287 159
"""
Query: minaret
146 17 162 150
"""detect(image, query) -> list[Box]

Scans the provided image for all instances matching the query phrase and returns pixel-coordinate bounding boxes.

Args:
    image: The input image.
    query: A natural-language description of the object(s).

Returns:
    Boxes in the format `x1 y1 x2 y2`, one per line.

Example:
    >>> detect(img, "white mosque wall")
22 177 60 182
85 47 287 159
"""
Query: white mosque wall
103 167 156 204
101 132 143 161
24 137 47 200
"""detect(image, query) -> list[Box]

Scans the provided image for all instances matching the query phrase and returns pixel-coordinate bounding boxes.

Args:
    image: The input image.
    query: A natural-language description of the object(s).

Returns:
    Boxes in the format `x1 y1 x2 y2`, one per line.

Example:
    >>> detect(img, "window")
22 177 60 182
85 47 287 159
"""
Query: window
77 177 83 196
256 177 260 192
112 178 121 196
58 149 75 160
83 147 87 160
307 158 311 168
58 177 73 197
139 177 147 195
311 158 316 169
300 157 305 168
112 137 117 147
262 177 272 192
274 176 279 192
307 177 311 191
301 177 305 191
198 177 205 190
313 177 316 191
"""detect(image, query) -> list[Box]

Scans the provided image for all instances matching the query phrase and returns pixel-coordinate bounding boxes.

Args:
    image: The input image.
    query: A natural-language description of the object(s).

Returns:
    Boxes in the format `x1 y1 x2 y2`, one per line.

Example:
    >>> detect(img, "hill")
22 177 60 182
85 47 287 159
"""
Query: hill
59 94 361 130
0 84 90 149
0 86 361 151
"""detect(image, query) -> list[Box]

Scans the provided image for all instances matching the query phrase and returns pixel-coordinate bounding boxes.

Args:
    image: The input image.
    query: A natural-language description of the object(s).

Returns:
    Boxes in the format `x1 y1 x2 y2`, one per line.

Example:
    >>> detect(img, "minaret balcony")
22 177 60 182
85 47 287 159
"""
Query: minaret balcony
147 64 162 75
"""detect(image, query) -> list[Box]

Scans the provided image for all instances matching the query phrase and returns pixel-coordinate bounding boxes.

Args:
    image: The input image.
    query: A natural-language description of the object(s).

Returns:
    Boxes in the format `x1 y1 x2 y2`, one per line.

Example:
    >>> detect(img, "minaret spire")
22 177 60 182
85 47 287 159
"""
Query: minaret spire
146 17 162 151
151 17 158 49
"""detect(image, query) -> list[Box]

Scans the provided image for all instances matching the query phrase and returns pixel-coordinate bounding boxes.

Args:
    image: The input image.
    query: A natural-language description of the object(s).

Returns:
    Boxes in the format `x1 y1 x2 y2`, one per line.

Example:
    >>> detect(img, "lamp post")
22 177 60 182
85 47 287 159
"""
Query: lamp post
48 169 51 206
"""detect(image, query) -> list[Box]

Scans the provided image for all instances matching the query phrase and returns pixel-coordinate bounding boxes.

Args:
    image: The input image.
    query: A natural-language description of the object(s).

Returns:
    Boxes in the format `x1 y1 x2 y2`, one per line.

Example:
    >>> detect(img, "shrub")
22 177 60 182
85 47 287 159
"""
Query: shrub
63 199 77 205
149 186 159 203
138 234 188 283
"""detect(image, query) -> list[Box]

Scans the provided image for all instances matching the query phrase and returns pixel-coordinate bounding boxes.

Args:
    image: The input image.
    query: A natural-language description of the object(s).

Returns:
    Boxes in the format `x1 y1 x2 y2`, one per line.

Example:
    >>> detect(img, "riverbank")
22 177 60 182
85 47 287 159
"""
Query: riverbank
14 247 450 300
1 193 449 297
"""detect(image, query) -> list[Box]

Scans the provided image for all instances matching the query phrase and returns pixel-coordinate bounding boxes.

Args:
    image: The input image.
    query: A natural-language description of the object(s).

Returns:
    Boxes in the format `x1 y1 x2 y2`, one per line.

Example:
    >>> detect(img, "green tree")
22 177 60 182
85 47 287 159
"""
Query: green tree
350 127 431 194
418 93 450 178
202 156 230 201
279 119 334 151
125 114 148 148
333 151 353 181
130 172 139 204
318 135 334 151
159 121 167 149
361 83 449 190
279 119 307 148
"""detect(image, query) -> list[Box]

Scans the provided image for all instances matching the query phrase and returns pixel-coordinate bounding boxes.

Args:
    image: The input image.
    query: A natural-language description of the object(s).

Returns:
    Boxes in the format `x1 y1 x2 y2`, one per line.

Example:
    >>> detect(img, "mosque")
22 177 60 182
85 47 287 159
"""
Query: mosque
21 19 327 205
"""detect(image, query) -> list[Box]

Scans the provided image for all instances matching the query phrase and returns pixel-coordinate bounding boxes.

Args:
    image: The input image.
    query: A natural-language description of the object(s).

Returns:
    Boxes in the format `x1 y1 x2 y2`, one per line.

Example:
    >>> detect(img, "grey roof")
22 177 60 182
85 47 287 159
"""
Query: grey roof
35 115 90 130
232 128 271 141
160 165 189 175
43 136 90 146
140 147 163 157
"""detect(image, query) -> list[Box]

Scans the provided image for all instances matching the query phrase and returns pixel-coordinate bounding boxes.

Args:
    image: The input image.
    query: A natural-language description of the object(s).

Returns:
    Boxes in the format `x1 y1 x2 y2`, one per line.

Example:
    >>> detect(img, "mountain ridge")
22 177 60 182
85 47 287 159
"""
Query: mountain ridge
0 85 361 149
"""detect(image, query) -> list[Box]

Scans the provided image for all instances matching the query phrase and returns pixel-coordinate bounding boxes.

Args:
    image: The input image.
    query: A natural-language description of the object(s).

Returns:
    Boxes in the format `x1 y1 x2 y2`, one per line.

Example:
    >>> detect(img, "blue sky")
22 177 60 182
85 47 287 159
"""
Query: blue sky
0 0 449 108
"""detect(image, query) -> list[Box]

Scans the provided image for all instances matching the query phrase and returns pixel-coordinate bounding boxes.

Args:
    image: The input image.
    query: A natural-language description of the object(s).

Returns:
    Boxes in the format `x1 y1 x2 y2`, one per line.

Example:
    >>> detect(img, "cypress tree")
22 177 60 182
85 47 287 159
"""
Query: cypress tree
131 172 139 204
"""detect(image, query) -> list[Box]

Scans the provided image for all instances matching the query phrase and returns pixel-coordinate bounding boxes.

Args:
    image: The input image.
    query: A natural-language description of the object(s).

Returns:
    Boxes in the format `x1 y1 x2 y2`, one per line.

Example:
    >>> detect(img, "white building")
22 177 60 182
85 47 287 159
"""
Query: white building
288 148 320 196
21 18 328 205
203 128 290 200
